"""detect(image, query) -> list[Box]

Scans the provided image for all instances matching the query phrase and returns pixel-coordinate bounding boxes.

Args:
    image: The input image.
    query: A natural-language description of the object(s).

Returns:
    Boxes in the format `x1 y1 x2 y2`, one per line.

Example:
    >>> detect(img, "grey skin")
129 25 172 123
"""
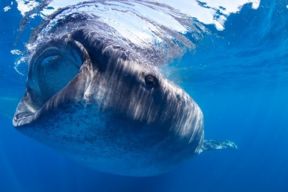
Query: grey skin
13 8 236 176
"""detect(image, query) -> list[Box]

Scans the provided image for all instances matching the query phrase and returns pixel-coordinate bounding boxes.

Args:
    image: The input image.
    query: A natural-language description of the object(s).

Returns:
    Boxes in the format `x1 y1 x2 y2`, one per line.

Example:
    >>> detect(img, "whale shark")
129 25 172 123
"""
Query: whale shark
13 0 237 176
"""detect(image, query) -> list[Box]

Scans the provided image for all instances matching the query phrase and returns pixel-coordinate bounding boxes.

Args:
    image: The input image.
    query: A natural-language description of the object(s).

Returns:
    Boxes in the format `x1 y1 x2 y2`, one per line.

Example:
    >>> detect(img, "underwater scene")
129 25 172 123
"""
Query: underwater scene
0 0 288 191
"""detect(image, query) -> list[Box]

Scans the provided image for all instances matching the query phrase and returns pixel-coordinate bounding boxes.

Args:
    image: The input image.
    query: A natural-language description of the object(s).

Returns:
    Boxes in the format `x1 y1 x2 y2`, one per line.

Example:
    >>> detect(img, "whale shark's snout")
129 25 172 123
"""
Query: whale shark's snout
13 29 204 176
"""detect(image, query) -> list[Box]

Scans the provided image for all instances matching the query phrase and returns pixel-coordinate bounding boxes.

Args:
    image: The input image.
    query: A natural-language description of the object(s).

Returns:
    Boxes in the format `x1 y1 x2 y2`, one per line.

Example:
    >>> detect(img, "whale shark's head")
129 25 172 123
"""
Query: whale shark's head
13 10 204 176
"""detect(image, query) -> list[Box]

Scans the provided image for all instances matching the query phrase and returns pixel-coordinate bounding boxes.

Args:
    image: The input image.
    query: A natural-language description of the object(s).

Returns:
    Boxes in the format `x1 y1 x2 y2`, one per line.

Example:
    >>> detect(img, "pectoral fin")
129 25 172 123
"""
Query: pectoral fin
198 140 238 154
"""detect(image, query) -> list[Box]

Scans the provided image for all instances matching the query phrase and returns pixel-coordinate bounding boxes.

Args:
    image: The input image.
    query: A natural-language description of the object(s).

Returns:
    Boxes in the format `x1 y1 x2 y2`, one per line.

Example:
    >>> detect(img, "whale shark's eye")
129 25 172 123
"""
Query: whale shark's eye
145 74 159 89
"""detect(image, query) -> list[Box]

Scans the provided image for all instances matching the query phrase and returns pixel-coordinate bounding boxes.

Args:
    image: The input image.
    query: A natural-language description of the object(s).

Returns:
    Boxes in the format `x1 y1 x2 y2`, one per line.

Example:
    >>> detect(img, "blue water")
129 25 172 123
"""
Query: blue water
1 0 288 191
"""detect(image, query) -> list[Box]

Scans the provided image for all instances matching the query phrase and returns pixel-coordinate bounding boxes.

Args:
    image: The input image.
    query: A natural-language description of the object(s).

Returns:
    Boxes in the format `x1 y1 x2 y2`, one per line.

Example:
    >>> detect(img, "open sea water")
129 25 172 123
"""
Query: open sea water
0 0 288 191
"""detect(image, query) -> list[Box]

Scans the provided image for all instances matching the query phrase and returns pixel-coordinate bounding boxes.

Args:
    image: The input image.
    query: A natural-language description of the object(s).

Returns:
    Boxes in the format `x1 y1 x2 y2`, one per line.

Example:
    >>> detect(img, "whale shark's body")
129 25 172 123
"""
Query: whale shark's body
13 1 236 176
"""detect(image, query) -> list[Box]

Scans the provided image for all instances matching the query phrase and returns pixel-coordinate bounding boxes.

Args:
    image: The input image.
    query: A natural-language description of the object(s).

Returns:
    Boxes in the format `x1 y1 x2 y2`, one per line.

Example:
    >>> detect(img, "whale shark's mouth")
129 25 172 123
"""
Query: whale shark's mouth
13 38 89 127
31 41 83 102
